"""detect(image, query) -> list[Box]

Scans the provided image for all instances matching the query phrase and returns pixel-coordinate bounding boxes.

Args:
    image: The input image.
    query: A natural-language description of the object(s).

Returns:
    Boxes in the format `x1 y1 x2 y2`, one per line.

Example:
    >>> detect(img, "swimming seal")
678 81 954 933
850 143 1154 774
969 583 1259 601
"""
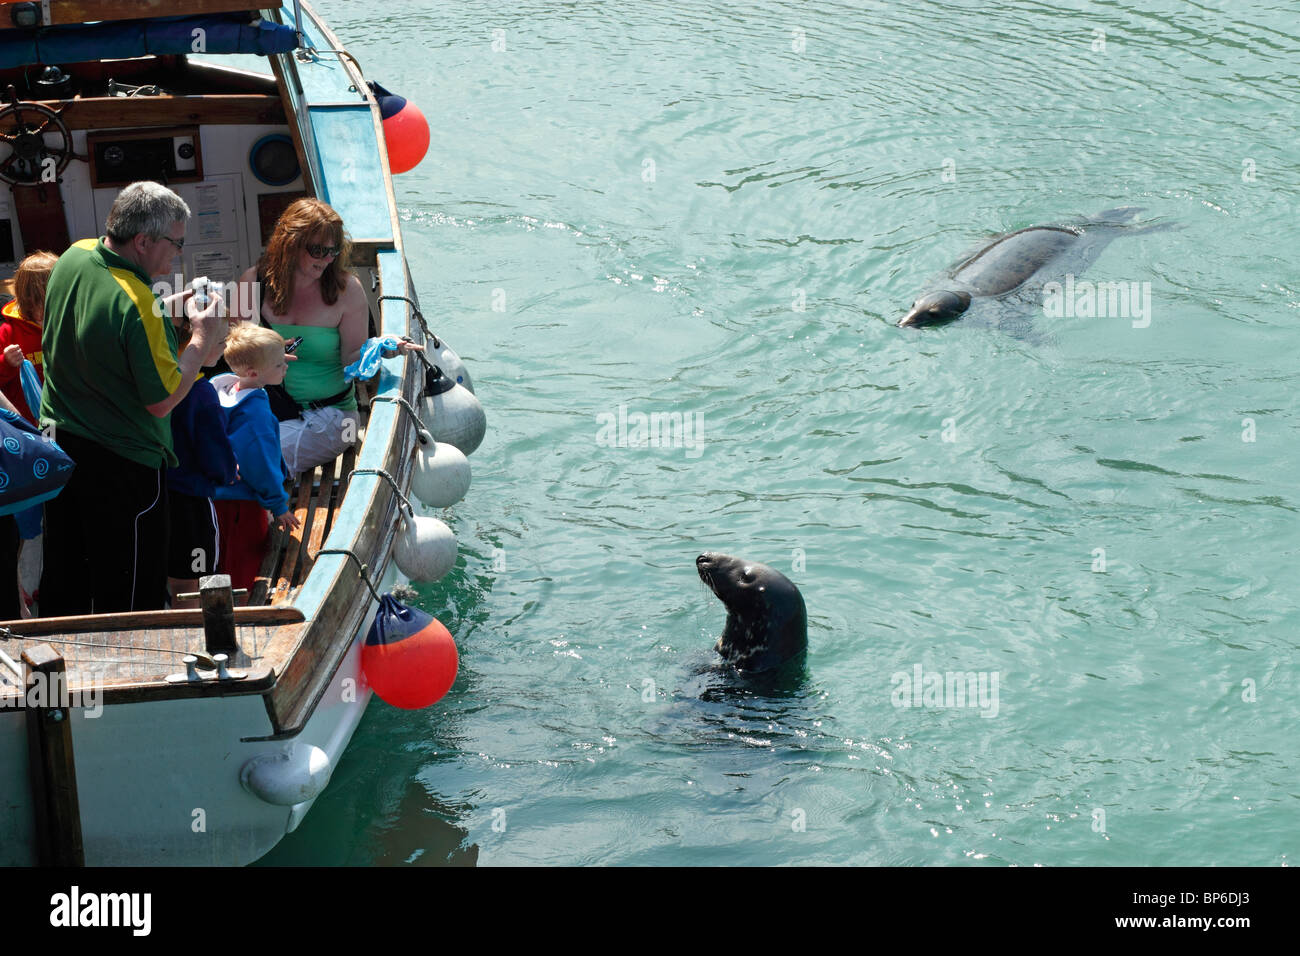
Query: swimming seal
697 553 807 673
897 206 1168 329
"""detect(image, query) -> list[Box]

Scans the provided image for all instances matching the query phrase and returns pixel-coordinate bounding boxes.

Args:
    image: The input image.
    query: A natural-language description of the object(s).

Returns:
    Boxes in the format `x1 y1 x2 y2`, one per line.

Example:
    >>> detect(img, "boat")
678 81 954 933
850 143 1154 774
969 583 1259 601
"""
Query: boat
0 1 475 865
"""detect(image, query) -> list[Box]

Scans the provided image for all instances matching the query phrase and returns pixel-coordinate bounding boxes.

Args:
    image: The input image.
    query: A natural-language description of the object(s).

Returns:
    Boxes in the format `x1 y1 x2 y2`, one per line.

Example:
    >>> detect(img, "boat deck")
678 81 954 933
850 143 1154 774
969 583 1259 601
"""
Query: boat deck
0 401 369 702
0 619 282 697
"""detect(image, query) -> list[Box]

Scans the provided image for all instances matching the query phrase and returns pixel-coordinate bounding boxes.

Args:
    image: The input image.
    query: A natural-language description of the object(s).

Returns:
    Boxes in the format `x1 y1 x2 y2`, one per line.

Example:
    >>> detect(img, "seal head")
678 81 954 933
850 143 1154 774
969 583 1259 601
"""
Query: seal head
697 552 807 673
898 289 972 328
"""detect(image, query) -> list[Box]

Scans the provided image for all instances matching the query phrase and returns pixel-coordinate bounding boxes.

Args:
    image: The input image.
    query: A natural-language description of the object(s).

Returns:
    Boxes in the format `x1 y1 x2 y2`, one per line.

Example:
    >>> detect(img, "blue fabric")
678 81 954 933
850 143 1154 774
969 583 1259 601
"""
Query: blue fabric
0 406 73 517
0 15 298 70
13 502 41 539
344 336 402 382
366 593 434 646
167 379 239 499
210 376 290 515
368 82 406 120
18 360 40 427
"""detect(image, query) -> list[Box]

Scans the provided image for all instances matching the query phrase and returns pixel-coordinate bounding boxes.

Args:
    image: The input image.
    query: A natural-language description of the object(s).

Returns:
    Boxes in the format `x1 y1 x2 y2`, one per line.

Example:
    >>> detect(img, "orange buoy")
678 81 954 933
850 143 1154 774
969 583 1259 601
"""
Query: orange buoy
371 81 430 175
362 594 458 709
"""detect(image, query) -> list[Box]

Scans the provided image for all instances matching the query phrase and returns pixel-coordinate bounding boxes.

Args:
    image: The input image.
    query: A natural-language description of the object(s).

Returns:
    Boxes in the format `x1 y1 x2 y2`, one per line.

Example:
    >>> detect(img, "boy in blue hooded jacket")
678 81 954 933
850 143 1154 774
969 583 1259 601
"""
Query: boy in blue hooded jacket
211 325 300 600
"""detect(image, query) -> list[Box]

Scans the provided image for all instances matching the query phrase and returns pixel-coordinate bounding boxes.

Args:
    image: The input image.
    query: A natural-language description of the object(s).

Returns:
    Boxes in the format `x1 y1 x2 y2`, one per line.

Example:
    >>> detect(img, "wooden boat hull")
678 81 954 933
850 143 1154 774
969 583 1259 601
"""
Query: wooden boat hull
0 560 405 866
0 2 448 864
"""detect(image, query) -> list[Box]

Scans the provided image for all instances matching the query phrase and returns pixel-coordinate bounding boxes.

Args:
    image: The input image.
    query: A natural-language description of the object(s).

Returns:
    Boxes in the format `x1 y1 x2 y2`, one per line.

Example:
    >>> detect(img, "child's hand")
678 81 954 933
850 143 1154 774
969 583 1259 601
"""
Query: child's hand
275 510 301 531
3 344 23 368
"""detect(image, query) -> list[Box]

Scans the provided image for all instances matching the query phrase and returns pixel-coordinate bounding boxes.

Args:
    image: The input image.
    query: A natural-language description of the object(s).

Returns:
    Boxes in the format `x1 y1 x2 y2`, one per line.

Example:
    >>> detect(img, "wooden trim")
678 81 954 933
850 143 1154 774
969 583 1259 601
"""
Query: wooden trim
0 605 305 636
22 644 84 867
40 95 286 130
68 664 279 707
199 575 237 656
16 1 261 27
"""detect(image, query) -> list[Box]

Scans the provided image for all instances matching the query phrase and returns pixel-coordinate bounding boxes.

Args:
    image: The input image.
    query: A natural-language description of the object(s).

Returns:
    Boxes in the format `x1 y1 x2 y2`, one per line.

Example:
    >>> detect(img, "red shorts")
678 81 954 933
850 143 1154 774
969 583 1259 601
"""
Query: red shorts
214 499 269 595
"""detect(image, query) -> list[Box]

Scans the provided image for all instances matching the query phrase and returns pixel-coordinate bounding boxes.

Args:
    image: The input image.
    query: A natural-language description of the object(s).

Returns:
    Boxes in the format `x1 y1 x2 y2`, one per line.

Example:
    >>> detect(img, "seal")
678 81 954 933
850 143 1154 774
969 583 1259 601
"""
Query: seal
897 206 1167 328
696 552 807 673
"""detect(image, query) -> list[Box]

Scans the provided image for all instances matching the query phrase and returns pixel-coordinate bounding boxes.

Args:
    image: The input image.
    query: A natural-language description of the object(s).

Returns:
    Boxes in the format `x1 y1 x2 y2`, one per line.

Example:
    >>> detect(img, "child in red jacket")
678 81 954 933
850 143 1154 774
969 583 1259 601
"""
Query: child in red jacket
0 251 57 424
0 252 57 615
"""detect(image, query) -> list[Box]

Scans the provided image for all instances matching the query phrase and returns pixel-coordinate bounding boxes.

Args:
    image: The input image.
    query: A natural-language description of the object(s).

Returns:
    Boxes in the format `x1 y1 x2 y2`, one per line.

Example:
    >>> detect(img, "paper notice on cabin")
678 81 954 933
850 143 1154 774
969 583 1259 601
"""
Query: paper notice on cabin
192 249 236 283
195 184 228 243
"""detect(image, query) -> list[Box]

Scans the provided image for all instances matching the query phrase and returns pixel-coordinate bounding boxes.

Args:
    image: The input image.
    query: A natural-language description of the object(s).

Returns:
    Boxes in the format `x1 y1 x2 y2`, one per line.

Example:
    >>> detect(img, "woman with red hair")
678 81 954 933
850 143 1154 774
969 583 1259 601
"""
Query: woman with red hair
234 198 418 473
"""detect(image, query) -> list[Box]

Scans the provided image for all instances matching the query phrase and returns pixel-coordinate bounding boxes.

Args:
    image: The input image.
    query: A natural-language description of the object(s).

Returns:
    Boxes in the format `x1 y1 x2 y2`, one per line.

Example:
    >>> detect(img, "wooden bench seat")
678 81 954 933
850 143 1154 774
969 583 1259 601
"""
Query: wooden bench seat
250 442 357 607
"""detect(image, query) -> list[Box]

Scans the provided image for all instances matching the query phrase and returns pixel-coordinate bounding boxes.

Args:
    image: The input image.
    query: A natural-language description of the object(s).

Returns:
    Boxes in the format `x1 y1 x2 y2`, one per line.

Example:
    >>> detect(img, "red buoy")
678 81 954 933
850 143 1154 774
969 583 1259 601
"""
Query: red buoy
362 594 458 709
371 81 430 175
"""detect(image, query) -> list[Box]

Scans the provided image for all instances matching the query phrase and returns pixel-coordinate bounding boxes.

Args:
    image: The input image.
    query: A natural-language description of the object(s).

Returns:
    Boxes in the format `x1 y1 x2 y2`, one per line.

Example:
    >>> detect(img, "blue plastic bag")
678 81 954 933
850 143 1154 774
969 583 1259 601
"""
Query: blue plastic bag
0 407 74 517
343 336 403 383
18 359 40 422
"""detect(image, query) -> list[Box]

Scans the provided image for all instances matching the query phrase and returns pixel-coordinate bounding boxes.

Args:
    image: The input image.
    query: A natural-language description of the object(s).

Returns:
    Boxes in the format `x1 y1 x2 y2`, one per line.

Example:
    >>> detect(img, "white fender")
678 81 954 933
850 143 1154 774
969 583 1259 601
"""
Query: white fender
240 744 332 806
411 431 471 509
430 337 473 393
394 514 458 582
420 370 486 456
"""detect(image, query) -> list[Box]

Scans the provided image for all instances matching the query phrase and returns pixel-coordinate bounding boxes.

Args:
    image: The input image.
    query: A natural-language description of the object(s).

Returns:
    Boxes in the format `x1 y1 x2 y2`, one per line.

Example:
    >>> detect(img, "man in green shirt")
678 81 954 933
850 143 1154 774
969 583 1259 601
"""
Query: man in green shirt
39 181 225 615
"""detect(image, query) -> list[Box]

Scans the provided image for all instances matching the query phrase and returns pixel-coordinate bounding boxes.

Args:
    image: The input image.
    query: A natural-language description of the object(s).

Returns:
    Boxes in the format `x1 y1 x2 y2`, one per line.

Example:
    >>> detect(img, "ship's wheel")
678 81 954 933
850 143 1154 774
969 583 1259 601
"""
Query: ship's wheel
0 93 73 186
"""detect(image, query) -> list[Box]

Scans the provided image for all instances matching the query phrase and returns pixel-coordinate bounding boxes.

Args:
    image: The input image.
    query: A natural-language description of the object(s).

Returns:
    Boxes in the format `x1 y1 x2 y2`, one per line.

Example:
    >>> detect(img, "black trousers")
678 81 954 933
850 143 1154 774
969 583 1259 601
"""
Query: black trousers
39 432 170 616
0 515 19 621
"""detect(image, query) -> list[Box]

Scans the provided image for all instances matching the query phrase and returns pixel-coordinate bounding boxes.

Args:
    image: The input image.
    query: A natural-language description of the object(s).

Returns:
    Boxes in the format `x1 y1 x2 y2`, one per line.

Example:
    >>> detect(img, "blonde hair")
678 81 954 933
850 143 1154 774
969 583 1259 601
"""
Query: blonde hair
12 251 58 322
223 324 284 374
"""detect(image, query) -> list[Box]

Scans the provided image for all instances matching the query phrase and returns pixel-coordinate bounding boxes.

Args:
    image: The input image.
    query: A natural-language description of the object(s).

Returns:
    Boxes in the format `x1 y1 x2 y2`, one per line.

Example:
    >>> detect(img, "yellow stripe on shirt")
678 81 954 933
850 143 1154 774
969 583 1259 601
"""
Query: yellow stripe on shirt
109 266 180 394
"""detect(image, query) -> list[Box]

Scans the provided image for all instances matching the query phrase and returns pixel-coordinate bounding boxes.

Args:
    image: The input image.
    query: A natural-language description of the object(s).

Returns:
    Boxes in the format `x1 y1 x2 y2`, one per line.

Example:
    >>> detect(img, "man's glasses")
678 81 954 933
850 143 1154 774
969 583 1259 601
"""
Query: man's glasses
305 243 340 259
162 235 185 251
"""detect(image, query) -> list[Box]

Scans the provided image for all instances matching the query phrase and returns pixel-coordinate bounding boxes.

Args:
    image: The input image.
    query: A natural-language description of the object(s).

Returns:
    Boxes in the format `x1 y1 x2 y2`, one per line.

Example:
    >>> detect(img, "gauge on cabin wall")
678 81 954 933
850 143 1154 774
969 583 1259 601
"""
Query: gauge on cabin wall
86 126 203 188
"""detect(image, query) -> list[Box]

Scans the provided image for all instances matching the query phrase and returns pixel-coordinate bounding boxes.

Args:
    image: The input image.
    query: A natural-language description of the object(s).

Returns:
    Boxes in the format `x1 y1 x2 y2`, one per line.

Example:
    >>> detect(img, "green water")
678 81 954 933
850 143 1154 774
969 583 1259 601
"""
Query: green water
261 0 1299 866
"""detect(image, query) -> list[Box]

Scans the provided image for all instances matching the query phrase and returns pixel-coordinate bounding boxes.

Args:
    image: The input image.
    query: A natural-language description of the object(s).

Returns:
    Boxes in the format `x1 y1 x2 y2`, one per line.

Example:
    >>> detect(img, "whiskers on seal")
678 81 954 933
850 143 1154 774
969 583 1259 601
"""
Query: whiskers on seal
696 552 807 675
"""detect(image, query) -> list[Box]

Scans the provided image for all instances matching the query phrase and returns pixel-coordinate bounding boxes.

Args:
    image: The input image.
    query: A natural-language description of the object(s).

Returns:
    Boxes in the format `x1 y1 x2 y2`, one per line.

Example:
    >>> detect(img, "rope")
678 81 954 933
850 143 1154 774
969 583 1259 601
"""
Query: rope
349 467 417 519
372 394 430 443
315 548 383 603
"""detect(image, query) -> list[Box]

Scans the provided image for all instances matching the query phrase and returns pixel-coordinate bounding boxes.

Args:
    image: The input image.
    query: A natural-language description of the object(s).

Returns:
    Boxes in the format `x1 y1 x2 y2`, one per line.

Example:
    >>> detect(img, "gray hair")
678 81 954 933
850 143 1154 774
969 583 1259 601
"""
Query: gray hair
104 181 191 242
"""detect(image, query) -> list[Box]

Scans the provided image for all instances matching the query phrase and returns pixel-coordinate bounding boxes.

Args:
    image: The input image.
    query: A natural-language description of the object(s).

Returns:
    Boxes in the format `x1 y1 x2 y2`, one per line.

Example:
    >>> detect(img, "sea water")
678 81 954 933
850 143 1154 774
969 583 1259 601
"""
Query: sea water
259 0 1299 866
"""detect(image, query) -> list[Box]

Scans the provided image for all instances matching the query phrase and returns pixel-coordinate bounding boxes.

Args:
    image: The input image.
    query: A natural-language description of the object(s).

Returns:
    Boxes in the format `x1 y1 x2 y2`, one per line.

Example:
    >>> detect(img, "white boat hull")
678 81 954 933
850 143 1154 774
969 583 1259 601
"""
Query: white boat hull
0 576 394 866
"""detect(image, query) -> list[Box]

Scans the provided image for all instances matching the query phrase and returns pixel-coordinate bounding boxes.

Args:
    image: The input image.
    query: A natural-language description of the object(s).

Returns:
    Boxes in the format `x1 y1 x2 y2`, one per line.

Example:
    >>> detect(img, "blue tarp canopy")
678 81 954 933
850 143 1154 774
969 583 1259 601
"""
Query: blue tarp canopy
0 14 298 70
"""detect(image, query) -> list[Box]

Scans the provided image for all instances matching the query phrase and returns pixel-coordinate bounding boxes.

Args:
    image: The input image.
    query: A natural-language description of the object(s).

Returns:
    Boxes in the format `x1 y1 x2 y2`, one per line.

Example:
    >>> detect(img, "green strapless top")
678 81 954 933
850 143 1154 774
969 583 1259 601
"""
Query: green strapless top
268 321 357 411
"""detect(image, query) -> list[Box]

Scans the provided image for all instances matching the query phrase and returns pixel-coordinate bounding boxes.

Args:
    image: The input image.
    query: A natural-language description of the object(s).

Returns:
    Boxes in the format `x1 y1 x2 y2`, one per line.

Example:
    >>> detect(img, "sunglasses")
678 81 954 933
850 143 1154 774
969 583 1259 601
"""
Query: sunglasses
161 235 185 251
305 243 340 259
